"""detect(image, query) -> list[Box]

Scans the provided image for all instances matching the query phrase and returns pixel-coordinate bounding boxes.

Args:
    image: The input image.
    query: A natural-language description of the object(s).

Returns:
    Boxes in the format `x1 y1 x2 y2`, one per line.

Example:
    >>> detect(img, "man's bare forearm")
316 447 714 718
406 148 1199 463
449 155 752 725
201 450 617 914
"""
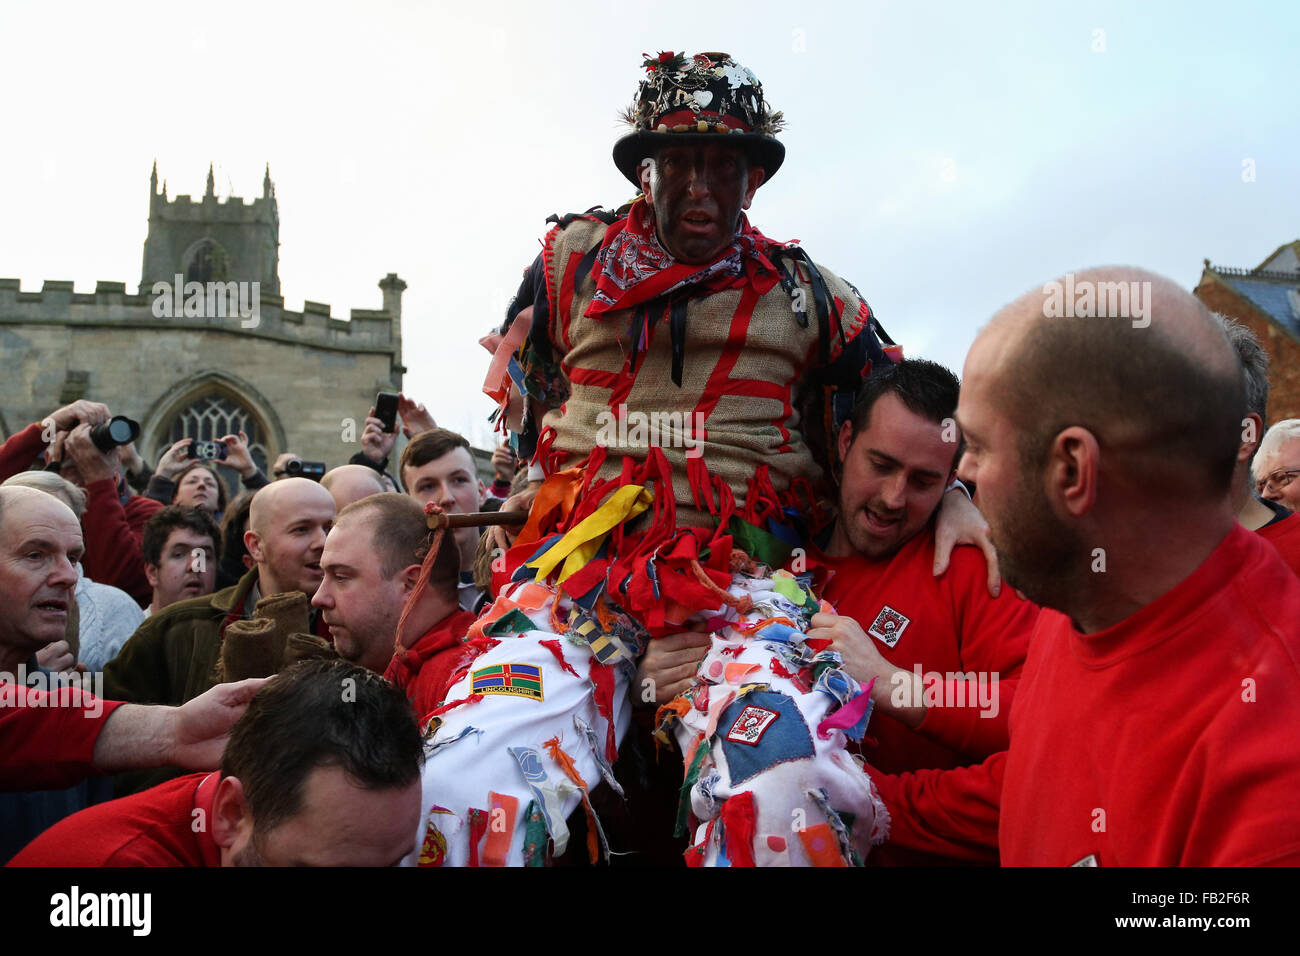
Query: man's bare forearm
91 704 173 772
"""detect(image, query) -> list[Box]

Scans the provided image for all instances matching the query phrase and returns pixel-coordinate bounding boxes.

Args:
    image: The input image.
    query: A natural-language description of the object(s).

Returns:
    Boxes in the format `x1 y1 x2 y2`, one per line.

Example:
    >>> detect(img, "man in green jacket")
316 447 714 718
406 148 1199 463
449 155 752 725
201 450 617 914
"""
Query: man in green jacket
103 478 336 796
105 476 336 702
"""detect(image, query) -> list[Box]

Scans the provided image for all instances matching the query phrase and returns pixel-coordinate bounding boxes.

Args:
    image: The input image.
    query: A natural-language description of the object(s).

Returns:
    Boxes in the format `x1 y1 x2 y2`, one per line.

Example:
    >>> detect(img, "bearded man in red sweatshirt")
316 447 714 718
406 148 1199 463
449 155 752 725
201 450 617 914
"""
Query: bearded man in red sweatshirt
873 267 1300 866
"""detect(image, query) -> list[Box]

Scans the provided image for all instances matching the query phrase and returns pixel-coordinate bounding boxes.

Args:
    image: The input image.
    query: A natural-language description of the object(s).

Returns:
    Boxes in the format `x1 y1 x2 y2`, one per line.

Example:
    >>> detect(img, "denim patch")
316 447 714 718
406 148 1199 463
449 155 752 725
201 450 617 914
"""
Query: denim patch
718 690 815 785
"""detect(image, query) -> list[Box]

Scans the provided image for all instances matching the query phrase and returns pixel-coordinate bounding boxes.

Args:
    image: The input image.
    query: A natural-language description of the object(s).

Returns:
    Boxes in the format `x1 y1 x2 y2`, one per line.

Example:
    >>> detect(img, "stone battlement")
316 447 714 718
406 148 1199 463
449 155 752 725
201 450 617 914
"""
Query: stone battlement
0 276 403 354
152 191 278 224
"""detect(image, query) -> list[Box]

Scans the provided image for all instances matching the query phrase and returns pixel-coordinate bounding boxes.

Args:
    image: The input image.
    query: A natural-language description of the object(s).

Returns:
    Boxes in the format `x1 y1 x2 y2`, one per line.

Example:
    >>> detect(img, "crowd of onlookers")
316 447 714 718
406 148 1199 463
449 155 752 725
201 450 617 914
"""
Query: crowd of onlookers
0 392 528 861
4 310 1300 866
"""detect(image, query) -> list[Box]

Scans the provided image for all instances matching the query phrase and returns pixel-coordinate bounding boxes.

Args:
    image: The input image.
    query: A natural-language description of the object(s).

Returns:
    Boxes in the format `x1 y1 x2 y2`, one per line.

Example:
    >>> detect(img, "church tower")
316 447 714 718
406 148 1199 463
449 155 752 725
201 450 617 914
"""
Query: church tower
139 161 280 294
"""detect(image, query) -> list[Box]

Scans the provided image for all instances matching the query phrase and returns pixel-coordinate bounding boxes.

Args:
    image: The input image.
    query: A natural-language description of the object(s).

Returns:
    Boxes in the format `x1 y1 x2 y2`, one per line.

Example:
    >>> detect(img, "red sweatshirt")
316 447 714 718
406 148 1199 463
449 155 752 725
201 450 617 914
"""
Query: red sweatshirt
872 525 1300 866
81 477 162 608
384 609 480 721
820 533 1036 774
0 682 123 791
0 422 47 482
0 420 160 607
1255 512 1300 576
9 771 220 866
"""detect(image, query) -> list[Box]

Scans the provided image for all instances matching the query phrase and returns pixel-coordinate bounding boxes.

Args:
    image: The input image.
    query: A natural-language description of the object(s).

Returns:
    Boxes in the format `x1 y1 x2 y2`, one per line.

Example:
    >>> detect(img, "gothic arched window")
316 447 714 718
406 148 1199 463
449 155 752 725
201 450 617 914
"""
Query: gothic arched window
184 239 231 284
167 393 269 494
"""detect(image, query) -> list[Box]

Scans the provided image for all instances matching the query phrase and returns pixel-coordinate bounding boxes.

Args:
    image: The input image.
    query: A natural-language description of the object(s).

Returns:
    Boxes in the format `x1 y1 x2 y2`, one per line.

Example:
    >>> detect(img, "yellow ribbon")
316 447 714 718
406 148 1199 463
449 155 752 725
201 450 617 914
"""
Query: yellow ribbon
527 484 652 584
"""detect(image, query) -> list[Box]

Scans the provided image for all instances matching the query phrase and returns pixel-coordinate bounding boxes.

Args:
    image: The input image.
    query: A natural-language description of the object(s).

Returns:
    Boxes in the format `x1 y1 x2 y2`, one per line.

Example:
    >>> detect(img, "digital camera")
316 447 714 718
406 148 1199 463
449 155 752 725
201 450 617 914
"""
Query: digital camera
285 459 326 481
83 416 140 453
189 440 228 461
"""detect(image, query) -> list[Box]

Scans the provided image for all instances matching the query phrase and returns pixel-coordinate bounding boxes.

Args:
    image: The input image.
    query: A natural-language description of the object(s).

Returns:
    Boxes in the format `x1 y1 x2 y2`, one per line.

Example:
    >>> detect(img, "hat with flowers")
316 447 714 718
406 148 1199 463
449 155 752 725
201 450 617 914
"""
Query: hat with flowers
613 51 786 186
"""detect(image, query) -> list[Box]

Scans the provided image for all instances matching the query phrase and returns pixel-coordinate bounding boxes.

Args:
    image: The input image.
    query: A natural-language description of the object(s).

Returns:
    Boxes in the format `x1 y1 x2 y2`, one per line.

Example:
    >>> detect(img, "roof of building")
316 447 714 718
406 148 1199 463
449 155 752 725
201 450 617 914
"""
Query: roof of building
1202 243 1300 333
1257 240 1300 274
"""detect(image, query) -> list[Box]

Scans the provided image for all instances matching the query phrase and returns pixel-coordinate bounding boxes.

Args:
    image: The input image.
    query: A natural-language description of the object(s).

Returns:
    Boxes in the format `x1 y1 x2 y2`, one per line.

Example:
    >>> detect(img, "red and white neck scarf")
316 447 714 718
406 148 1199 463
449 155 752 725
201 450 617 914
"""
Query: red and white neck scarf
586 199 785 318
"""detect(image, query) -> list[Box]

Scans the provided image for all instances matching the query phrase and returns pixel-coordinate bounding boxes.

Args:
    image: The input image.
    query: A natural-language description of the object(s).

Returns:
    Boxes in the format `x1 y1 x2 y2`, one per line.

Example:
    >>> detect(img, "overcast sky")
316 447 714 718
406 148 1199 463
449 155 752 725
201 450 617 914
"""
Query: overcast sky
2 0 1296 448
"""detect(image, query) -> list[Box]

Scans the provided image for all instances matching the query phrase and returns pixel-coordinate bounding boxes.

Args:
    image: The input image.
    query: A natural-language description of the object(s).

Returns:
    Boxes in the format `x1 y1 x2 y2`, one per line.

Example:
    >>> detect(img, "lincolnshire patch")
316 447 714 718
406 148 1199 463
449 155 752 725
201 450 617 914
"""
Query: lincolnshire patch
868 605 910 647
471 663 544 701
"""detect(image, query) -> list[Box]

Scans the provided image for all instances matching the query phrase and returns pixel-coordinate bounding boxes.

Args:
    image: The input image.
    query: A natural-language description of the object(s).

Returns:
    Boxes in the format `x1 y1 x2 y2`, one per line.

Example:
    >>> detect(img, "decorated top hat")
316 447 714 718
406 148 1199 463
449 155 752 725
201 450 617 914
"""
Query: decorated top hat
613 51 786 186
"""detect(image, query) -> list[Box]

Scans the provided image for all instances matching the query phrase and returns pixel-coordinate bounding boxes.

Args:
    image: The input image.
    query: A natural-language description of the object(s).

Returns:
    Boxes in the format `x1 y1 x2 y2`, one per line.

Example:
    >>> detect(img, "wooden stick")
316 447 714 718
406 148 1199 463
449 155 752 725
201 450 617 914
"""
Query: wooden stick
426 509 528 530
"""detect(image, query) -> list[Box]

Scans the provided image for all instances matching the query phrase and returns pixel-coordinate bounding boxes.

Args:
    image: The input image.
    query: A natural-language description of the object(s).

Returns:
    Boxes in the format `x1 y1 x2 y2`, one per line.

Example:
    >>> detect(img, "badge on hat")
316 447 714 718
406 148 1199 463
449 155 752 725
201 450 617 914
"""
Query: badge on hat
612 51 786 185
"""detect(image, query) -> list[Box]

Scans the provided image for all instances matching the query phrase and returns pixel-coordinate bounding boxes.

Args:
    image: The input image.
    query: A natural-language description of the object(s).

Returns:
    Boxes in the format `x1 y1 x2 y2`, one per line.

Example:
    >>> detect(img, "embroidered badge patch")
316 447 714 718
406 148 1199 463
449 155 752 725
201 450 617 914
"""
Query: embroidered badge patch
868 605 910 647
471 663 543 701
717 691 815 785
725 705 779 746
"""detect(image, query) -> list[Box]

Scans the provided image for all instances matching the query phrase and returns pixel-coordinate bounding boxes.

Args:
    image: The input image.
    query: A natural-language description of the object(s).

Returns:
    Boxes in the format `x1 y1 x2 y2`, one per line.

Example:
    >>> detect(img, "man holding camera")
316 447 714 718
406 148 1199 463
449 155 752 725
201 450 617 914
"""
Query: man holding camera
0 399 162 609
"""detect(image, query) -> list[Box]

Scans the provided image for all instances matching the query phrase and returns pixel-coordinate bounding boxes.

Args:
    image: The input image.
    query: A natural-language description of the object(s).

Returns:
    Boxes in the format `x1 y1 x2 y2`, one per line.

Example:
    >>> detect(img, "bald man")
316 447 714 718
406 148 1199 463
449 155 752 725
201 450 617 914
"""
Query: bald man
104 477 336 723
867 268 1300 866
0 486 266 795
320 464 386 513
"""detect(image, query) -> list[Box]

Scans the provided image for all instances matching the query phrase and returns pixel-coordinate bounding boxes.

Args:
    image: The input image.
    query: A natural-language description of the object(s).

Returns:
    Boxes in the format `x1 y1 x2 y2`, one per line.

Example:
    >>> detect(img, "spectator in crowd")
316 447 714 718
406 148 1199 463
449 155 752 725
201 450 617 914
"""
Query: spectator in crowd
141 506 220 618
172 461 226 514
871 267 1300 866
310 493 472 715
271 452 300 479
399 428 487 612
10 659 422 867
0 485 262 794
1 471 143 672
216 493 255 590
1214 316 1300 573
147 432 268 517
320 464 386 512
0 400 110 484
34 406 164 609
104 477 336 710
350 393 438 490
120 442 152 494
487 442 518 501
0 477 141 861
311 493 422 675
1253 418 1300 513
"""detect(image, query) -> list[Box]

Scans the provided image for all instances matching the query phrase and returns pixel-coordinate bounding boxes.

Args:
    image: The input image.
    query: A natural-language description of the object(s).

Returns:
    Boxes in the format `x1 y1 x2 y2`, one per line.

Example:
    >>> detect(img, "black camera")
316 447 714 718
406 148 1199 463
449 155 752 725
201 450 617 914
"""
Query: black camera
188 440 228 461
87 416 140 453
285 459 326 481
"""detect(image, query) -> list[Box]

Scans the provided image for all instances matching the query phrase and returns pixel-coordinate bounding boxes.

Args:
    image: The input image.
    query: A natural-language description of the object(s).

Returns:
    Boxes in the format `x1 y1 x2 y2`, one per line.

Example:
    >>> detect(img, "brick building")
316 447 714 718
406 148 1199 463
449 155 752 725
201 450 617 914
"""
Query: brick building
1195 239 1300 424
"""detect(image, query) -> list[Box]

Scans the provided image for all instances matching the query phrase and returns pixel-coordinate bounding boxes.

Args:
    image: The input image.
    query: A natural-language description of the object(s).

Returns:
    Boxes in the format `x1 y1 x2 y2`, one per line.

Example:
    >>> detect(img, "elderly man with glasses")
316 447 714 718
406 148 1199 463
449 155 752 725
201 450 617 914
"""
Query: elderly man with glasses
1253 420 1300 509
